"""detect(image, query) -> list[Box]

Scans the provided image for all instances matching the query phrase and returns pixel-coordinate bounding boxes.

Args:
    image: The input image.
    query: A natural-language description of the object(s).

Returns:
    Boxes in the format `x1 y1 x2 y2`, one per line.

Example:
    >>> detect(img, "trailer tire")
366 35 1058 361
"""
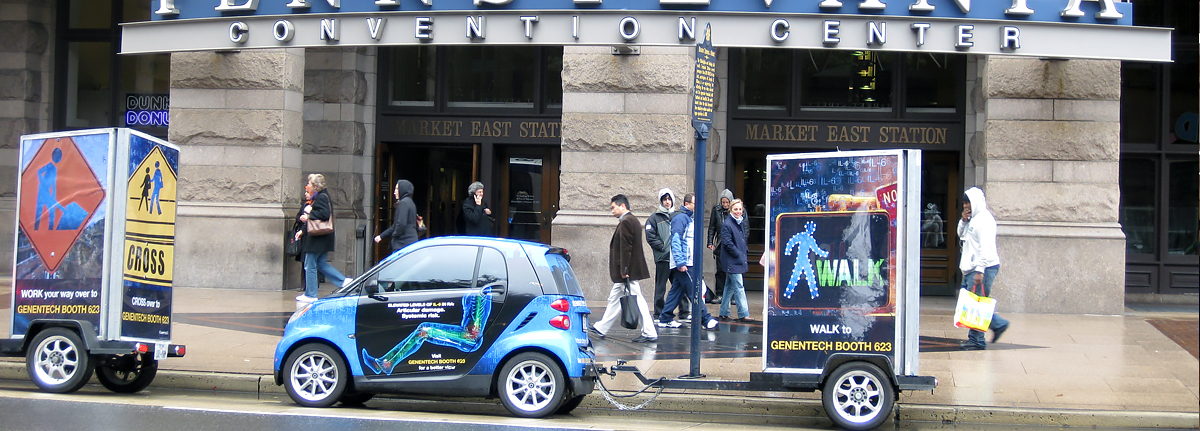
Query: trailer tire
822 362 894 430
26 328 96 393
96 353 158 393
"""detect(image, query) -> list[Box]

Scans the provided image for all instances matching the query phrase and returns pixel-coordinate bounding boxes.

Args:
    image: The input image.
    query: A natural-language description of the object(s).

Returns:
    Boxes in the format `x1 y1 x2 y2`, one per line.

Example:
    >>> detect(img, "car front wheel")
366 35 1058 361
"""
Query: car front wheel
498 352 566 418
283 343 348 407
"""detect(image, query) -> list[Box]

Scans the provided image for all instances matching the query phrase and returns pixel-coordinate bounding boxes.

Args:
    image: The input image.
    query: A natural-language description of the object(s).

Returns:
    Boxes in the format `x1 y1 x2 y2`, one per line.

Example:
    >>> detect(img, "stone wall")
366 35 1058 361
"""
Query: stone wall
977 57 1125 314
0 0 54 275
298 47 376 286
554 46 696 300
169 49 305 289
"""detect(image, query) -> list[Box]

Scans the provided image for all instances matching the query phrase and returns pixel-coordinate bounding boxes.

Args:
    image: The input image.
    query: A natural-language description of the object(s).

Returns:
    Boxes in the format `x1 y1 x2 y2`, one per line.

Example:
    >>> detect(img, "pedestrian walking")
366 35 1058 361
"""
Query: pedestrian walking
658 192 719 330
589 194 658 343
375 179 425 254
958 187 1010 350
644 188 689 321
296 174 350 302
706 189 734 303
461 181 494 236
718 199 753 321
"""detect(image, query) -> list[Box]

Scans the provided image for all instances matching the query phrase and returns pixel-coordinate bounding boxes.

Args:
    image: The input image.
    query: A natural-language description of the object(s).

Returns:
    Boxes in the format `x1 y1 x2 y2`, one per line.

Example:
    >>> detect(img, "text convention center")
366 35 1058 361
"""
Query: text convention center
0 0 1195 313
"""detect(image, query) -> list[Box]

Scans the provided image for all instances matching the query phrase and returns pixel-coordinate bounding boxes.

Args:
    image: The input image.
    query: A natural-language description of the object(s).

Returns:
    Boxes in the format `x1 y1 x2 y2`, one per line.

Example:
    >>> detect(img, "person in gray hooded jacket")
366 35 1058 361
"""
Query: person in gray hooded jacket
375 179 425 254
644 188 688 320
706 188 735 303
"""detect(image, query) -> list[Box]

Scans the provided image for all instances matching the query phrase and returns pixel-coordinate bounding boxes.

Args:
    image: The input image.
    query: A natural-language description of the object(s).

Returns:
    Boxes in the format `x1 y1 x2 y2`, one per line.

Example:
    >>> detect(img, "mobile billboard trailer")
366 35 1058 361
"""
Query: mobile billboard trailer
601 149 932 430
2 128 186 394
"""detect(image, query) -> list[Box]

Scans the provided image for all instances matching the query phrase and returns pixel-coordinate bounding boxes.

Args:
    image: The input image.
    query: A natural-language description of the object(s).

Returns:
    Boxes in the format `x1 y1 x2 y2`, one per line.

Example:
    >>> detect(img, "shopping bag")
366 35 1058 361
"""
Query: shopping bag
953 287 996 331
619 281 640 330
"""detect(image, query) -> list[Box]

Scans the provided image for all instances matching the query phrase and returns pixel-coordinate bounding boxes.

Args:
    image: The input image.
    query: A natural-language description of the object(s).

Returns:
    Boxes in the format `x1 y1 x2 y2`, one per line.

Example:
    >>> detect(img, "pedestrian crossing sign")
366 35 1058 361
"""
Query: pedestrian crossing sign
123 145 177 287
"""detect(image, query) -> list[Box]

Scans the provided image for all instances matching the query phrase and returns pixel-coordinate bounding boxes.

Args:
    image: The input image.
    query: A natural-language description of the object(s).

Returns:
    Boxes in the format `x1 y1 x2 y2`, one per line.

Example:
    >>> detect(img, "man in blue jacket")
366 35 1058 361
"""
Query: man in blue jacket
657 193 719 330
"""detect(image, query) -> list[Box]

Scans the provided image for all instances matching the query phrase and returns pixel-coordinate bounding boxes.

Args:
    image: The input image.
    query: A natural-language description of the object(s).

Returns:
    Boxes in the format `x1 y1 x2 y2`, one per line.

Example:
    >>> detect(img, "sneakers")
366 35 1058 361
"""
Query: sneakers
705 318 719 330
677 315 692 323
656 320 683 328
295 294 316 303
588 327 606 340
992 325 1008 344
631 335 657 343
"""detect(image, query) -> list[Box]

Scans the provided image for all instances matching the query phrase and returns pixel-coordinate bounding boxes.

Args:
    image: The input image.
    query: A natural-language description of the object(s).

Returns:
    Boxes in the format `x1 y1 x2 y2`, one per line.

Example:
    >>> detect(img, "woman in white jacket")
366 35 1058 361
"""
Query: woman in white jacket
958 187 1010 350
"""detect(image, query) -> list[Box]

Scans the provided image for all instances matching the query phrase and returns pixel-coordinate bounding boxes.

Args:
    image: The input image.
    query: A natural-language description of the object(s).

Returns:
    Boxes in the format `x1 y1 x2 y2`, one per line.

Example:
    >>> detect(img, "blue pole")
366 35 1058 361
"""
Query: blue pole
688 123 709 378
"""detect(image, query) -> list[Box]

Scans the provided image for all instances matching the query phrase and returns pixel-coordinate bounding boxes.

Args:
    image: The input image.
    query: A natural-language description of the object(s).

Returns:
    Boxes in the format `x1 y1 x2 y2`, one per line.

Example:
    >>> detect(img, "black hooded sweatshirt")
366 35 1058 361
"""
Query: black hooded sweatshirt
379 180 421 251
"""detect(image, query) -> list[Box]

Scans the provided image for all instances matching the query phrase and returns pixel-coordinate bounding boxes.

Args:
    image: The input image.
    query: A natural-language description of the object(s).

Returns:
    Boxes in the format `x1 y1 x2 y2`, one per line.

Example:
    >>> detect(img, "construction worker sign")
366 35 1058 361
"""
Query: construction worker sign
123 143 177 286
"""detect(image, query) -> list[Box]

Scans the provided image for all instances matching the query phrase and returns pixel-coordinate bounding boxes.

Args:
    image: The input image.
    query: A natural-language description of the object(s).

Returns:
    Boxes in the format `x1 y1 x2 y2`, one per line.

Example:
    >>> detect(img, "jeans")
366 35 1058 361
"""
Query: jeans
304 251 346 298
659 268 712 324
720 273 750 319
963 265 1009 348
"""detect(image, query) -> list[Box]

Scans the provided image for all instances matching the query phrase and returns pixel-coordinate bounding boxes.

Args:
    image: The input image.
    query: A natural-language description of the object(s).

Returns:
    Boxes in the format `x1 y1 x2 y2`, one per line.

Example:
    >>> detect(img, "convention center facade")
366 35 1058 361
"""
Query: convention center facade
0 0 1195 313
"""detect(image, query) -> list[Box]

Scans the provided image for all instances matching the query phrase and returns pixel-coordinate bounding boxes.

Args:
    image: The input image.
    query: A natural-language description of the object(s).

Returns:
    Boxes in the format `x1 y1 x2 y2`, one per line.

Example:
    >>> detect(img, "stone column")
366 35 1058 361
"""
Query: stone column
168 49 305 290
977 57 1125 314
301 47 376 284
0 0 54 275
554 46 695 300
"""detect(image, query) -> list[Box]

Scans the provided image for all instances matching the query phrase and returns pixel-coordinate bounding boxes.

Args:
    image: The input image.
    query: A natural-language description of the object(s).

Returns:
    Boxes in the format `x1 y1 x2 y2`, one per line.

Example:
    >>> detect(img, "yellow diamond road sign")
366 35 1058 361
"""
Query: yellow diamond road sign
123 145 176 287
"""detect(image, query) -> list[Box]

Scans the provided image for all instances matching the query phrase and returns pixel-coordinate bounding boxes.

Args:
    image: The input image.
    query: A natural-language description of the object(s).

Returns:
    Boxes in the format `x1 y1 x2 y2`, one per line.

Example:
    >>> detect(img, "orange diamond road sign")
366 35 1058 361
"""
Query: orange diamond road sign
18 136 106 273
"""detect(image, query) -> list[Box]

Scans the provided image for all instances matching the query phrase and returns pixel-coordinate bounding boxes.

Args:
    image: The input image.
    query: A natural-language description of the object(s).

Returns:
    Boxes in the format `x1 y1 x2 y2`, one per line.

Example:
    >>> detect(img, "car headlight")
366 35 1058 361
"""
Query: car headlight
289 303 312 324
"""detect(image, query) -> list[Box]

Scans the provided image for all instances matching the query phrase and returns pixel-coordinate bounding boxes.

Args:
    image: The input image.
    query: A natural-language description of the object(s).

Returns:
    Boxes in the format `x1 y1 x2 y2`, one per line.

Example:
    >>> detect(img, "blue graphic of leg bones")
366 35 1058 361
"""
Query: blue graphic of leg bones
783 221 829 299
362 287 492 375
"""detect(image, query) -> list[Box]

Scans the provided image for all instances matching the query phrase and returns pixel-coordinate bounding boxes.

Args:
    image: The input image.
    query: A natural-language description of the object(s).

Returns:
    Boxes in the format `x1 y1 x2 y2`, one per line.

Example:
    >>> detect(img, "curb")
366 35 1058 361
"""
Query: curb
2 361 1197 429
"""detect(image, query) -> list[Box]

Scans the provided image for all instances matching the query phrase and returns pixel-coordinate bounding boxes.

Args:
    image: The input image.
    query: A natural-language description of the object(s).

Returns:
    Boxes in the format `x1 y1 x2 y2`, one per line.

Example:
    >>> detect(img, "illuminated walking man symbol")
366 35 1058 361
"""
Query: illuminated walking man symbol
34 148 65 230
362 287 492 375
150 161 164 215
783 221 829 299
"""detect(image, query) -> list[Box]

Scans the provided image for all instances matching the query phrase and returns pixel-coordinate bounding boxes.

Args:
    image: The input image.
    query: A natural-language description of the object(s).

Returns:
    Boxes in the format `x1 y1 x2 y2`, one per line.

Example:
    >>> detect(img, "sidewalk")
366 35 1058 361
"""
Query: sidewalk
1 276 1197 428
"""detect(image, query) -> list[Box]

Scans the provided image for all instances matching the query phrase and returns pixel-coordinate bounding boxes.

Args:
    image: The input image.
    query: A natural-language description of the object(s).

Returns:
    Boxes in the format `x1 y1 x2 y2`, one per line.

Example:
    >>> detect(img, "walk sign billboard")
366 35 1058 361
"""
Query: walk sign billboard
763 150 922 375
11 128 180 343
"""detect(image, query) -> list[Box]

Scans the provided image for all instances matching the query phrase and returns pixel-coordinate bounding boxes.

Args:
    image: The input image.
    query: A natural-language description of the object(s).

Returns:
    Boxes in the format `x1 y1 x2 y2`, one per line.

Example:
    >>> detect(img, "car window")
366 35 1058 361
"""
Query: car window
477 247 507 291
545 253 584 297
376 245 478 292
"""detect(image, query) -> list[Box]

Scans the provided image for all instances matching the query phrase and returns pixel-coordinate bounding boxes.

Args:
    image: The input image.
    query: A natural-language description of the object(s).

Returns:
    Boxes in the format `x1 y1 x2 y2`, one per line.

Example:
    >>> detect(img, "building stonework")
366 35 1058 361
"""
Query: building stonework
977 57 1126 314
168 49 306 290
554 46 697 301
0 0 54 275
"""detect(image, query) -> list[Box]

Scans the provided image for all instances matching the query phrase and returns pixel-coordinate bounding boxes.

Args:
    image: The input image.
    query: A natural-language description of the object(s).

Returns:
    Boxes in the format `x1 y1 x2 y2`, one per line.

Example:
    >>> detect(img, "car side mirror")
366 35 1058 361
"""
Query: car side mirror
366 281 388 301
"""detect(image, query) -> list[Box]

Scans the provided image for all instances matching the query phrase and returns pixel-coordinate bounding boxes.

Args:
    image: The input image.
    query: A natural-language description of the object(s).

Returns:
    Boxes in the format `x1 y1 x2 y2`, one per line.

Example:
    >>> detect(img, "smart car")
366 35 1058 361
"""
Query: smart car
273 237 596 418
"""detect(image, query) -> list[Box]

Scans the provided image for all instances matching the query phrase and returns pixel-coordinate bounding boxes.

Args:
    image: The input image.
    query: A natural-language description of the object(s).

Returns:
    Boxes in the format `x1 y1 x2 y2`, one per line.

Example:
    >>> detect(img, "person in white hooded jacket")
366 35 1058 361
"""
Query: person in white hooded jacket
958 187 1010 350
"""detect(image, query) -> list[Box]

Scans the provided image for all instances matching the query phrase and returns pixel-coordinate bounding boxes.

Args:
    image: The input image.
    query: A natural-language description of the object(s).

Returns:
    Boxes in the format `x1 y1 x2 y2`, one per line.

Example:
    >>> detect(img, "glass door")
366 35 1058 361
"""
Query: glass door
497 146 560 243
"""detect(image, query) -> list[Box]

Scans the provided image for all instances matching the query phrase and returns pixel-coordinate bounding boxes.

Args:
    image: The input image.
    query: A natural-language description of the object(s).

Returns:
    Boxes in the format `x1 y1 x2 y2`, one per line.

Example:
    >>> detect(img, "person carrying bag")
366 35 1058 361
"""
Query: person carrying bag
588 194 658 343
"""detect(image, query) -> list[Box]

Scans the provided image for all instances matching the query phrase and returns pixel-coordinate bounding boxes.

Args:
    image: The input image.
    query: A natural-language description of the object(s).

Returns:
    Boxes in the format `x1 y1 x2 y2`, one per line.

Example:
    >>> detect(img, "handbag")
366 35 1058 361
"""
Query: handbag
285 231 302 256
619 280 640 330
953 286 996 331
306 215 334 237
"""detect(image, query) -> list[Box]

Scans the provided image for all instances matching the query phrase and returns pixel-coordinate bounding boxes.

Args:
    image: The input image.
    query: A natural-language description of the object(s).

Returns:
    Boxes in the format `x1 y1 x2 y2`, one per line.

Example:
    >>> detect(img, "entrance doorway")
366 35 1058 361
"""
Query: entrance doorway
374 144 475 261
496 146 560 243
730 149 961 295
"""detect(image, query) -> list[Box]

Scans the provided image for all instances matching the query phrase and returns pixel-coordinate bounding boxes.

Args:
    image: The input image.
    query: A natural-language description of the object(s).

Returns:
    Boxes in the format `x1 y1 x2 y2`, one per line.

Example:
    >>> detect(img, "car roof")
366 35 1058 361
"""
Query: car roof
380 236 550 263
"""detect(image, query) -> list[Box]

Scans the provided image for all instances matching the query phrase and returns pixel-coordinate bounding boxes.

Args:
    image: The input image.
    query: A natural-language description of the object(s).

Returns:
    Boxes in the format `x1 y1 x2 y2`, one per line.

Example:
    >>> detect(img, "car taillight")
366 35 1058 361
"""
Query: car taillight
550 315 571 330
551 298 570 312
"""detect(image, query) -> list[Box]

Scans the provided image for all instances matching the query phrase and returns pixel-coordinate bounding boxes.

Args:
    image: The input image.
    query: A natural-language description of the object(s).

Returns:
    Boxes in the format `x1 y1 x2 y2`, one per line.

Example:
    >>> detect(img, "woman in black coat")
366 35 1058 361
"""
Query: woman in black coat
461 181 493 236
296 173 348 302
718 199 752 321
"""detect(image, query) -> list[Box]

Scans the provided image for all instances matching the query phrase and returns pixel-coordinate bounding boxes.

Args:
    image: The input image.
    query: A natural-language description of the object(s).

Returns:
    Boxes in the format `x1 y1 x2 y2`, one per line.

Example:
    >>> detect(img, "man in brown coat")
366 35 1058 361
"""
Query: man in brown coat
589 194 658 343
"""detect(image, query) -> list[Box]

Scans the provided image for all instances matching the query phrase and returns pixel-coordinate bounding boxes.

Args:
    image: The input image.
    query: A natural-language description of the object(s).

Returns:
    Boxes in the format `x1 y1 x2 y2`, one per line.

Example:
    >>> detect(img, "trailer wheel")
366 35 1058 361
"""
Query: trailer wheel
96 353 158 393
26 328 96 393
822 362 895 430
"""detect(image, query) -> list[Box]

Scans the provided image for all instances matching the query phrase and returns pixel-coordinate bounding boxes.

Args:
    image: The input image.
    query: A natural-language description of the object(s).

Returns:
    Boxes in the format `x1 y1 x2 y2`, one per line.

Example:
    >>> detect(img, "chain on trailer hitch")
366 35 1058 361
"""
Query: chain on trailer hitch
590 359 666 411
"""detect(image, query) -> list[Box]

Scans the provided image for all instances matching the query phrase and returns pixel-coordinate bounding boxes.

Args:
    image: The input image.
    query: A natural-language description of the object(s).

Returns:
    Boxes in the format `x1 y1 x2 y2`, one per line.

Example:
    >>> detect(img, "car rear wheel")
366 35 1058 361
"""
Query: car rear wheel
284 343 348 407
555 395 586 415
96 352 158 393
26 328 95 394
498 352 565 418
822 362 895 430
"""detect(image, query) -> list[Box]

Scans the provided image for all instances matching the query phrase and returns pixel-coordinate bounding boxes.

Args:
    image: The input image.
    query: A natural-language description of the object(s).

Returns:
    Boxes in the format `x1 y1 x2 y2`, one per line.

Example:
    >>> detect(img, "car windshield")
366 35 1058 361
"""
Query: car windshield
544 253 584 297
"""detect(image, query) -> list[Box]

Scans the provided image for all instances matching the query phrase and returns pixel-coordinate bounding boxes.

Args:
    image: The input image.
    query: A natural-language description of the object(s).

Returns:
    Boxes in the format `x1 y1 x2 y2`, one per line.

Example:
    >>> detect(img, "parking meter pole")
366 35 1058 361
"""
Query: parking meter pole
688 125 709 379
